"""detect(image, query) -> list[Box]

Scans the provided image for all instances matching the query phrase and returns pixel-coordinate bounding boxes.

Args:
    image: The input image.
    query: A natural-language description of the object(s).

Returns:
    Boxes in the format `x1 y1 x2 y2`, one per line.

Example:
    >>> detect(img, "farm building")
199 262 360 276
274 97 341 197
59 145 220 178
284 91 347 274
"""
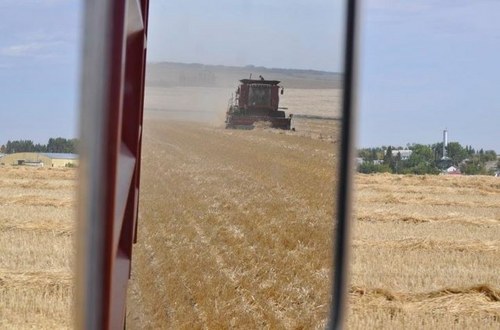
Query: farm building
0 152 78 167
445 166 461 175
391 149 412 160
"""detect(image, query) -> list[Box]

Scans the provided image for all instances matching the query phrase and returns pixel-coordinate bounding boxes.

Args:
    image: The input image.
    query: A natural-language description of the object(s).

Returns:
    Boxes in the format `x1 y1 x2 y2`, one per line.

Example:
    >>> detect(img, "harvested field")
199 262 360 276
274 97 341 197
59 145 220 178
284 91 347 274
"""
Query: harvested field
125 106 500 328
126 117 339 329
0 166 75 329
350 174 500 328
124 86 500 328
2 84 499 328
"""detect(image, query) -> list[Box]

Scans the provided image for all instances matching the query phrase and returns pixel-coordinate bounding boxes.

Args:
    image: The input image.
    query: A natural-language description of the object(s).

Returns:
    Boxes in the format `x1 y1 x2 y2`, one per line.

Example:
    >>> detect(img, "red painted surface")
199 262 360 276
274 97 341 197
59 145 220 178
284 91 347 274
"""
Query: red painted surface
236 80 280 111
238 84 249 108
101 0 149 328
228 79 290 129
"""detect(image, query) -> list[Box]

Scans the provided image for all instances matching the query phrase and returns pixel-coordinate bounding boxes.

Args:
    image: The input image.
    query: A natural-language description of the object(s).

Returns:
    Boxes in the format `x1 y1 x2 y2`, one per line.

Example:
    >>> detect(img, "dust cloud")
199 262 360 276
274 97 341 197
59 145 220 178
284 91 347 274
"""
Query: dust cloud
144 62 342 127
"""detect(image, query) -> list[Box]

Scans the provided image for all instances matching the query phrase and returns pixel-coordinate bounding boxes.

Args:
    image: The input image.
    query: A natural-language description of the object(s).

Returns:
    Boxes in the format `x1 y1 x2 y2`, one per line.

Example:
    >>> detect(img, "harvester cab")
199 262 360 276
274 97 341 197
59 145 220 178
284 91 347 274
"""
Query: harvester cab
225 78 292 129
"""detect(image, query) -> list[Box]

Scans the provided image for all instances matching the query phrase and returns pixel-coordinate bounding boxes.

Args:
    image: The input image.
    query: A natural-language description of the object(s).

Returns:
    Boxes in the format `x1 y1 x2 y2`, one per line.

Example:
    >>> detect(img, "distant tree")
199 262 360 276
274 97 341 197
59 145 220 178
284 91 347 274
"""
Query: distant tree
47 138 58 152
34 143 47 152
70 138 79 153
358 162 392 174
393 151 403 173
47 137 77 153
383 146 393 165
465 145 475 156
358 141 495 176
5 140 35 153
358 147 383 162
358 149 373 161
403 144 439 174
481 150 497 162
446 142 468 166
431 142 444 160
408 144 434 164
2 137 78 154
460 160 488 175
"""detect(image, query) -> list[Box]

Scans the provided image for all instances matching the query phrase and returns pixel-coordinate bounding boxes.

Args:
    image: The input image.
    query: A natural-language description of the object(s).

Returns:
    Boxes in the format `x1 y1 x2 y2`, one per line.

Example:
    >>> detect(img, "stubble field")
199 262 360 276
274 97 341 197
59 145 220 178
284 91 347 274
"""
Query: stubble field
125 86 500 328
350 174 500 328
1 87 499 329
0 167 75 329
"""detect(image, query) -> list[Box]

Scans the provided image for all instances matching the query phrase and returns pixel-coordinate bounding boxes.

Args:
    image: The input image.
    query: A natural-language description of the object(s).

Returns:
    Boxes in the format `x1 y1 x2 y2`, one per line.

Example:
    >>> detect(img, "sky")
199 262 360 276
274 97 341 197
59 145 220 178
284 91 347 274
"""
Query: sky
358 0 500 151
0 1 499 152
147 0 344 71
0 0 81 146
0 0 342 146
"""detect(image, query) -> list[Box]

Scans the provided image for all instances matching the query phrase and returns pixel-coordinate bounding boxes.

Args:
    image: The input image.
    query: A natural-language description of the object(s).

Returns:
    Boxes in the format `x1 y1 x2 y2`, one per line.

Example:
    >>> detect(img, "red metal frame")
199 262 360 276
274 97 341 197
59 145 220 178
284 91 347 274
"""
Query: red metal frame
77 0 149 328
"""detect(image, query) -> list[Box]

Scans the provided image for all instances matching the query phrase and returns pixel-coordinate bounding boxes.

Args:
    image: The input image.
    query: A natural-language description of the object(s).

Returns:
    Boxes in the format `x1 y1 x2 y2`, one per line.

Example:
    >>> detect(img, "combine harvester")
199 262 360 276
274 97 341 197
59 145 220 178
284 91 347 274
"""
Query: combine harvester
225 77 293 130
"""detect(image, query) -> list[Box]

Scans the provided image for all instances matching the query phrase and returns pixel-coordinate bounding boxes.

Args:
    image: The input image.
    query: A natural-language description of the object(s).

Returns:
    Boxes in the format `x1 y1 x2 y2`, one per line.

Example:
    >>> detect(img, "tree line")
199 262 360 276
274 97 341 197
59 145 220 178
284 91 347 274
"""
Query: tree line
358 142 498 175
0 138 78 154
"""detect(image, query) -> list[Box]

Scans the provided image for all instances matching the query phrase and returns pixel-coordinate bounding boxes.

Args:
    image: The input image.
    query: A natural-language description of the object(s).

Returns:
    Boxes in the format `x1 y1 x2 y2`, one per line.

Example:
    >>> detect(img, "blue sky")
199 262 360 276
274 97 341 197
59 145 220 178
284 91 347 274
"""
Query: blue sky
358 0 500 151
0 0 81 145
0 1 499 152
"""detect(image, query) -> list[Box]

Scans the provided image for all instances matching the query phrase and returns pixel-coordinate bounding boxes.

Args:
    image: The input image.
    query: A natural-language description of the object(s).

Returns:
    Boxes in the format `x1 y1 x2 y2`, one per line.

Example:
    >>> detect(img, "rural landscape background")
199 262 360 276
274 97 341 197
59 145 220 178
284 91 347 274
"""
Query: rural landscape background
1 63 499 329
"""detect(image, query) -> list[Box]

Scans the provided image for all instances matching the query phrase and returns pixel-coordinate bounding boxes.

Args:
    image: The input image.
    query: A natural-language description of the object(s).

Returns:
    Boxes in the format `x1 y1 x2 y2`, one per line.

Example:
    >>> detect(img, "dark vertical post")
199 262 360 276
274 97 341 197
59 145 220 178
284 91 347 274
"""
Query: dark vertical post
329 0 359 329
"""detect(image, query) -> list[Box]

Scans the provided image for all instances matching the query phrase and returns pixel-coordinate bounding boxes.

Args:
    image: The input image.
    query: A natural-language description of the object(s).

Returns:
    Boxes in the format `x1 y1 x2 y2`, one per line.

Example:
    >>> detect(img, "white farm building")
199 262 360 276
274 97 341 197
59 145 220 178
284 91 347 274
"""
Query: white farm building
391 149 413 160
0 152 78 168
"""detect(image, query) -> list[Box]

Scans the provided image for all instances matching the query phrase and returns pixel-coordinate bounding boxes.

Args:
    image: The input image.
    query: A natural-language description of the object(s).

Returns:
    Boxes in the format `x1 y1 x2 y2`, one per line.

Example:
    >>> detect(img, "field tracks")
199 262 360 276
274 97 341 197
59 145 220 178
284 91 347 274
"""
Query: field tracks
0 269 72 289
351 285 500 315
0 218 73 235
354 238 500 252
356 211 499 227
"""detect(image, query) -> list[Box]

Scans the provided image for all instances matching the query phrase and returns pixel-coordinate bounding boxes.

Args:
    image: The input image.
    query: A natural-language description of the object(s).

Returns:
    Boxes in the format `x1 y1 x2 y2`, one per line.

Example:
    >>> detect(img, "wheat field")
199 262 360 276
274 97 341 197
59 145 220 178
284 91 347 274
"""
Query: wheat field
125 118 338 329
1 87 499 328
0 166 75 329
350 174 500 329
124 116 500 329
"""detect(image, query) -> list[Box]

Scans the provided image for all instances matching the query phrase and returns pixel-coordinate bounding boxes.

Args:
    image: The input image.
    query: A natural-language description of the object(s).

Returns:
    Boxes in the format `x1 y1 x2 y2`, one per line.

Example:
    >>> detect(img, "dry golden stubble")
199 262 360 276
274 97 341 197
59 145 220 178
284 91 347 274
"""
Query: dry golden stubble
0 166 76 180
0 195 74 208
0 166 76 329
125 120 500 329
350 284 500 315
353 238 500 252
127 120 336 329
349 171 500 328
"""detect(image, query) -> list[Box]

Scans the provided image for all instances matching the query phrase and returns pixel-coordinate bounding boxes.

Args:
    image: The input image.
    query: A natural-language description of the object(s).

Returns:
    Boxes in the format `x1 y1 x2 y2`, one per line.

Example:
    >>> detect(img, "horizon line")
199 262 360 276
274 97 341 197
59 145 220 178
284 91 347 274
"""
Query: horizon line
146 60 341 75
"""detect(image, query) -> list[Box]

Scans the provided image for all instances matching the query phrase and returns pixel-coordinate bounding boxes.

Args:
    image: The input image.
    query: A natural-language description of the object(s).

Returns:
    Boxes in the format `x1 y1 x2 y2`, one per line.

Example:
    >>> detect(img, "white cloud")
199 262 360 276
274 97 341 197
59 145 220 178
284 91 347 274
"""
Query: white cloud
1 43 43 56
1 0 72 5
0 41 62 57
